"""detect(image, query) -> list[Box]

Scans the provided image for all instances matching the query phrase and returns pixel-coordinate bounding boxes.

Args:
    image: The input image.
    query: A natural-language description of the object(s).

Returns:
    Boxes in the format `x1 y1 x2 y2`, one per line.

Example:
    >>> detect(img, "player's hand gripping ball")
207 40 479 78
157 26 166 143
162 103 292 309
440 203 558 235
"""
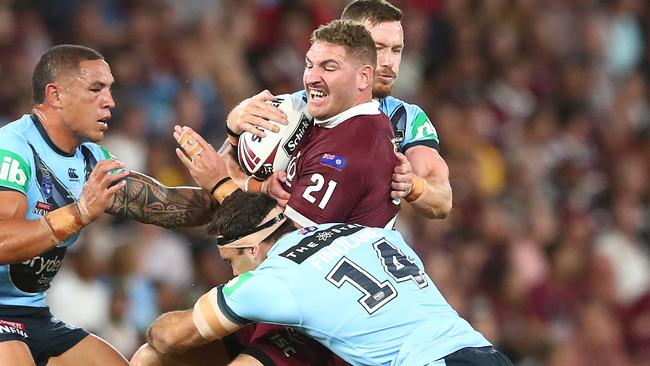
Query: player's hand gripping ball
238 94 312 179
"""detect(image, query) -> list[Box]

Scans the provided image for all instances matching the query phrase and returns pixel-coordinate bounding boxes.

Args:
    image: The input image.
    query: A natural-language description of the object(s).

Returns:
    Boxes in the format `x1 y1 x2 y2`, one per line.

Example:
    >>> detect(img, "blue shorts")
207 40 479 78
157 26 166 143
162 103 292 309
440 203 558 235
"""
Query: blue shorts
0 306 88 366
429 346 513 366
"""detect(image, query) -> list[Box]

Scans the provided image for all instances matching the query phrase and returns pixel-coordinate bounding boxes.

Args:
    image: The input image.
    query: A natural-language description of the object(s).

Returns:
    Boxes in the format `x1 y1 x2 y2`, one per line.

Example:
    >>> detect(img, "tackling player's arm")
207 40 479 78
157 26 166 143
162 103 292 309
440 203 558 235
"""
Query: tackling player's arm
105 171 219 228
147 288 242 355
0 159 127 264
401 147 452 219
391 105 452 219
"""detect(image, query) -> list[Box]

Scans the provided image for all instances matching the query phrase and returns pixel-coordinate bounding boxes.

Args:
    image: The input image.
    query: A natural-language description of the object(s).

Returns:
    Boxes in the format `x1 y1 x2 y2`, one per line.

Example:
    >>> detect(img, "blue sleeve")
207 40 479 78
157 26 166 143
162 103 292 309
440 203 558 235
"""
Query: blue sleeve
401 103 439 153
218 270 301 327
0 133 33 194
380 97 440 153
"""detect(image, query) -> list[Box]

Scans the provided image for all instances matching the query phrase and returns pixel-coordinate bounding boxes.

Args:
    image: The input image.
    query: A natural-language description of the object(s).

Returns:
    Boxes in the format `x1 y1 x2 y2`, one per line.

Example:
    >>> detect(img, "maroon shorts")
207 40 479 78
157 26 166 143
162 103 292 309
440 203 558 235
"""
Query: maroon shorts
224 323 348 366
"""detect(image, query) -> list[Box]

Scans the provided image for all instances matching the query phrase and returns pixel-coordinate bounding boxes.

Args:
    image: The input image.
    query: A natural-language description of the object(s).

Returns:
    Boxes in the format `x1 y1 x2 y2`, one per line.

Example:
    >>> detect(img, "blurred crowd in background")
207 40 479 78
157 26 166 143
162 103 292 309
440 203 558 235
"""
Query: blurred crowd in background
0 0 649 365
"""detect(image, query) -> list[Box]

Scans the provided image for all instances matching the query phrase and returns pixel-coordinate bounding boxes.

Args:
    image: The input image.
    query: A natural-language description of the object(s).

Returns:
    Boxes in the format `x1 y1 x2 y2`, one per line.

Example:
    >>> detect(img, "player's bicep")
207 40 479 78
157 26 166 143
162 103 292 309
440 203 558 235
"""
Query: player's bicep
405 146 449 184
0 191 28 220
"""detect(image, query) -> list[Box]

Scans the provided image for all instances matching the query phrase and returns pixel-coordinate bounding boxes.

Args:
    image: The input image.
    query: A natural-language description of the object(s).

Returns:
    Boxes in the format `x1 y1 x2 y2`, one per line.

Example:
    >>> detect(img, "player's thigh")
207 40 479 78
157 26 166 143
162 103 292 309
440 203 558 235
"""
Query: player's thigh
46 334 127 366
0 340 36 366
130 342 230 366
228 354 264 366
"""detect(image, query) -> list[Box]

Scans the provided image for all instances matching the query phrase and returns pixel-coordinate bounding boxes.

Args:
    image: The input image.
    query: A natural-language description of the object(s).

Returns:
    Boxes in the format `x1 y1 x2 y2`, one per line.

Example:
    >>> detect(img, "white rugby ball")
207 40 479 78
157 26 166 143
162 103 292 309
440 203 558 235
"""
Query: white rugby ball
238 94 312 179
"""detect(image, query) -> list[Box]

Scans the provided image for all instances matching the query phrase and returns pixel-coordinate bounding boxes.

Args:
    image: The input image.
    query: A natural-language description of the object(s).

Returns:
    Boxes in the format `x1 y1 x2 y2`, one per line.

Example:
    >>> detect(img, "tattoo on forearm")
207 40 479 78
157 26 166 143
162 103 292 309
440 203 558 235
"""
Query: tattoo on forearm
106 172 218 228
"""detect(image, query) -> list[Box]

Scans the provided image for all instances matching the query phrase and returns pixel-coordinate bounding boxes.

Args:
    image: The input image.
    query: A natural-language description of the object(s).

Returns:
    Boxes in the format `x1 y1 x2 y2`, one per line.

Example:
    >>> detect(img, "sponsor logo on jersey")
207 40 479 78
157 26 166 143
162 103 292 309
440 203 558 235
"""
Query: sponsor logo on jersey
285 151 300 187
68 167 79 180
0 320 28 338
223 272 253 296
32 201 53 216
0 150 30 193
411 112 438 141
282 114 312 157
319 153 346 171
279 224 364 264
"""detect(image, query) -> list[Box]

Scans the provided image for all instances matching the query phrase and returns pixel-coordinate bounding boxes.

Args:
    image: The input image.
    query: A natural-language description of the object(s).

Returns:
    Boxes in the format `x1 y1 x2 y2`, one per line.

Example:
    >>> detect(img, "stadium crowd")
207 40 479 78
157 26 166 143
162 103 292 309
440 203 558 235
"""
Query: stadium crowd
0 0 648 365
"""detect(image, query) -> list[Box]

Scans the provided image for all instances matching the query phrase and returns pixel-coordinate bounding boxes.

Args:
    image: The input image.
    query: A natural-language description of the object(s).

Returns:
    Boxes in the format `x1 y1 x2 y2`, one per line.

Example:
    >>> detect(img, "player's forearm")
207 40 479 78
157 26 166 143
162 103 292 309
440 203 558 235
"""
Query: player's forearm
409 177 452 219
0 203 88 264
105 171 218 228
147 310 206 355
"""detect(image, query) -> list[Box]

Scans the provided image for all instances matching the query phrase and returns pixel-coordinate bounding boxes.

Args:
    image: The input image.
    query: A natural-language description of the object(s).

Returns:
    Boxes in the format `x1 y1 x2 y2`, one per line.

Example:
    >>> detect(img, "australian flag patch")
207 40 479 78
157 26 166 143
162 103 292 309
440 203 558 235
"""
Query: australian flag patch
319 153 346 171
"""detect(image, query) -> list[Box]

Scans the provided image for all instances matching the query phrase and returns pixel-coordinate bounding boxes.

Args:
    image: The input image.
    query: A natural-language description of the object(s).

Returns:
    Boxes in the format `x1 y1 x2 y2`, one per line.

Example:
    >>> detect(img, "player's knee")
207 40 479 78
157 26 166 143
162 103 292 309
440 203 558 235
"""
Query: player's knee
129 344 162 366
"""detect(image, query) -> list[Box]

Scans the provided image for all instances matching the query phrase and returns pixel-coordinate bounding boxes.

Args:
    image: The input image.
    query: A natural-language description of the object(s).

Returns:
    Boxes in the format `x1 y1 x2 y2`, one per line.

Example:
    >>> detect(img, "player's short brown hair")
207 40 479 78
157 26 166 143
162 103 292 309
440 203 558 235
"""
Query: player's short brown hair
208 191 294 246
311 19 377 69
341 0 402 25
32 44 104 104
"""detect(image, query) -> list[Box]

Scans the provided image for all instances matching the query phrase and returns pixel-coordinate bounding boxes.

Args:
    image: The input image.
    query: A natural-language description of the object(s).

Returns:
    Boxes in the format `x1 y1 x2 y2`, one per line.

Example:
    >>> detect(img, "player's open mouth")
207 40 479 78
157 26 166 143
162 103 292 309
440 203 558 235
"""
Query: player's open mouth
309 89 328 101
97 116 110 130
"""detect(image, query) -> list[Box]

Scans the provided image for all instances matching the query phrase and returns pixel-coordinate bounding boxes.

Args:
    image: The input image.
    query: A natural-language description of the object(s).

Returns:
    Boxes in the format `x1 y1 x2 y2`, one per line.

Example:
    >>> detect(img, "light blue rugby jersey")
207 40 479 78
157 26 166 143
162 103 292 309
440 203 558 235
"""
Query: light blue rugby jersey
0 114 112 307
216 224 490 366
292 91 440 153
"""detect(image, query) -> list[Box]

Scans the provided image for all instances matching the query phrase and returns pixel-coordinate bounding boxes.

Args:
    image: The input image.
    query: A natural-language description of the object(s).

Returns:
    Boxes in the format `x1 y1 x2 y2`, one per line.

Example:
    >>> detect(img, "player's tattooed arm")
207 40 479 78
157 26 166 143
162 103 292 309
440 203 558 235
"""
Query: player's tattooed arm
106 171 218 228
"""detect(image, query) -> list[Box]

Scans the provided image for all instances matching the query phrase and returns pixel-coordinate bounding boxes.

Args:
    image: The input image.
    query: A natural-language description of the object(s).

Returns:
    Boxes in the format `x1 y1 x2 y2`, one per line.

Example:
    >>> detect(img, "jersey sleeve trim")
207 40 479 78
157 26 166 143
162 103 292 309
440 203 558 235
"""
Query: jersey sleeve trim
401 139 439 153
192 287 243 340
284 205 317 228
217 285 253 325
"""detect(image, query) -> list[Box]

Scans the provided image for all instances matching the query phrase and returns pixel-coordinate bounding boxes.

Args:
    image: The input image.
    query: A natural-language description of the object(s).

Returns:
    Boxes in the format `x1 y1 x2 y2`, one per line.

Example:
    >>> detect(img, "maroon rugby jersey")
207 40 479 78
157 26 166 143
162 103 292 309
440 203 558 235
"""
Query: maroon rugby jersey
283 101 399 228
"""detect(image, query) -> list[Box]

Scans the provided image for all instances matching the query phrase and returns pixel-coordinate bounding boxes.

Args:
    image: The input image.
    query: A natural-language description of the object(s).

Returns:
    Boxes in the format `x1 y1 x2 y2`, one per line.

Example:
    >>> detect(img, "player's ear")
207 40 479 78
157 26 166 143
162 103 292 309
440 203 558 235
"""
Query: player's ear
358 64 373 91
43 83 63 108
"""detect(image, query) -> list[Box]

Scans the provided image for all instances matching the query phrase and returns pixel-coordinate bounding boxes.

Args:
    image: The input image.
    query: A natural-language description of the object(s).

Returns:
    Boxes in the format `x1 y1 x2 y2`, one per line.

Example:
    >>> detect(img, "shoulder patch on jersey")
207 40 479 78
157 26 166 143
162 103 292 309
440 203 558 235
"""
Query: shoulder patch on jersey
223 272 253 296
98 145 114 160
319 153 347 171
411 112 438 141
0 149 31 193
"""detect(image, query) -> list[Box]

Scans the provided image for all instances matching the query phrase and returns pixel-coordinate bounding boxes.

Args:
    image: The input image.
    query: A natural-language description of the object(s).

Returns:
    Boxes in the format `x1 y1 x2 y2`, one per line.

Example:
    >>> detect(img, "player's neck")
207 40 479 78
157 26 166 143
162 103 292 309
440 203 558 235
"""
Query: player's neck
32 106 80 155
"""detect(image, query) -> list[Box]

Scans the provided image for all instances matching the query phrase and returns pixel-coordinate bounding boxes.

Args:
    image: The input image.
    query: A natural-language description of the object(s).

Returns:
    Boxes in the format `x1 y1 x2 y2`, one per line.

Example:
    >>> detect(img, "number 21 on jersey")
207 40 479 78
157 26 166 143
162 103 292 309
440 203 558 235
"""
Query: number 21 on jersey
302 173 338 209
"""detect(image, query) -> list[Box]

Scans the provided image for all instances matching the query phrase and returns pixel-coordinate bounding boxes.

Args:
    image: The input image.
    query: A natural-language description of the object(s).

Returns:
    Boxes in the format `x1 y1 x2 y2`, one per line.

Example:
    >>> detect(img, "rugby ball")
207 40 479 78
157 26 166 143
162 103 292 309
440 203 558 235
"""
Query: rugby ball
238 94 312 179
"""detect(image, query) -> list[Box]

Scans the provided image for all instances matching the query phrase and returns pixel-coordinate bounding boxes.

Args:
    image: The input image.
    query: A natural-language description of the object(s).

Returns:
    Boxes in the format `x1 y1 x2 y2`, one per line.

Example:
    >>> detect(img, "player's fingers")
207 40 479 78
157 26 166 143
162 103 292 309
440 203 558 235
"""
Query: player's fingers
253 102 288 125
238 122 266 138
100 169 130 188
181 126 211 148
175 148 194 170
177 129 192 147
93 160 125 177
256 89 275 101
275 171 287 182
106 179 127 195
242 115 281 133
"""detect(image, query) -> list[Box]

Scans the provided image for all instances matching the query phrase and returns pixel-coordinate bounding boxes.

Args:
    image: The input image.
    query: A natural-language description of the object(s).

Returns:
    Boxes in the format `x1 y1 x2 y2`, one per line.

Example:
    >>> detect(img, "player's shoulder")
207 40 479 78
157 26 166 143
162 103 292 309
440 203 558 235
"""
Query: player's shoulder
379 96 427 117
80 142 114 162
0 115 37 157
0 115 34 142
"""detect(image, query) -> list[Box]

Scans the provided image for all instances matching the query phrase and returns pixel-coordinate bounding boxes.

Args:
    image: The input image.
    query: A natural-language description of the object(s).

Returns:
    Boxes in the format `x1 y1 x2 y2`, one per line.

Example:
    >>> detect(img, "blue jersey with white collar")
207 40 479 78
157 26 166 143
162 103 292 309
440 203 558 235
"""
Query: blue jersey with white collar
0 114 111 307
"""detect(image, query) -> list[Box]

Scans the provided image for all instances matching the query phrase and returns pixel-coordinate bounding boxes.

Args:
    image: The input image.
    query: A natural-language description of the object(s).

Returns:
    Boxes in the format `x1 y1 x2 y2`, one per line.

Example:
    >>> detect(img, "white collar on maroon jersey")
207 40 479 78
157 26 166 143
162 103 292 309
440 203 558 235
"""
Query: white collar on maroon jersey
313 100 380 129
